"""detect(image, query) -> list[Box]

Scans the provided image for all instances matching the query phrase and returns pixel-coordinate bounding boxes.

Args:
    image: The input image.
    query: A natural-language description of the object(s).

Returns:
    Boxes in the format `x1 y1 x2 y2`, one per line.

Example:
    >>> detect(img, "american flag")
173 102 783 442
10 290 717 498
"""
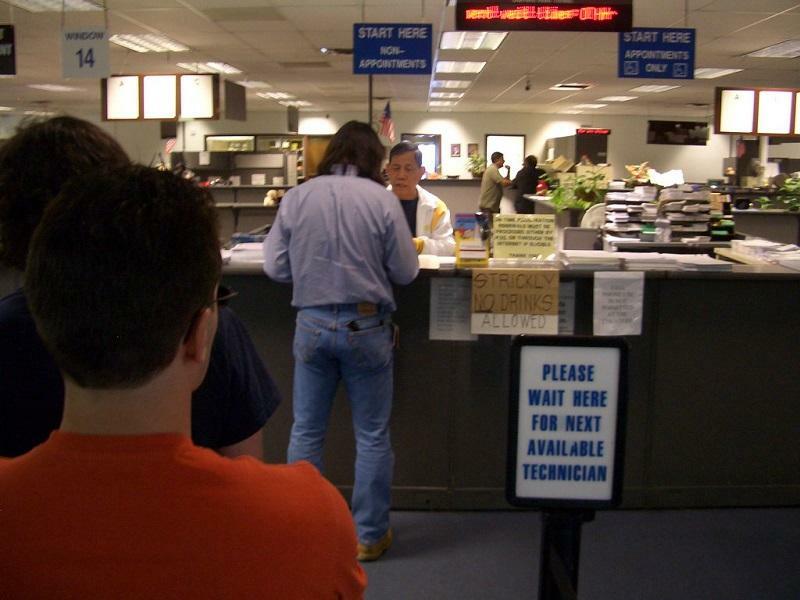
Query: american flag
378 101 396 143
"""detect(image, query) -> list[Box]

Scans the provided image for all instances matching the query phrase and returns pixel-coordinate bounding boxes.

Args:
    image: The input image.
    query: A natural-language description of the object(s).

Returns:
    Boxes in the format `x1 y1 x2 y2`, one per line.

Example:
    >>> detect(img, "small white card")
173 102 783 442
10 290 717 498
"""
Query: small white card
593 272 644 336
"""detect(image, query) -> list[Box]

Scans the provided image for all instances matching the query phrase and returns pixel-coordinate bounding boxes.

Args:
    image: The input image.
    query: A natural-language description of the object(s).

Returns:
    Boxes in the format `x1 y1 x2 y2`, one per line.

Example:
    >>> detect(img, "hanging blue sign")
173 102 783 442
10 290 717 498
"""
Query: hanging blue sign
618 27 695 79
353 23 432 75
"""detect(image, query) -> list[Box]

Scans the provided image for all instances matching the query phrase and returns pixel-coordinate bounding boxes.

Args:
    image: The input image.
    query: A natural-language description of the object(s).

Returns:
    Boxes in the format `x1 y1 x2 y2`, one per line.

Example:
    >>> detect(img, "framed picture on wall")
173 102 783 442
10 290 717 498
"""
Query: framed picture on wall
451 143 461 158
467 143 479 156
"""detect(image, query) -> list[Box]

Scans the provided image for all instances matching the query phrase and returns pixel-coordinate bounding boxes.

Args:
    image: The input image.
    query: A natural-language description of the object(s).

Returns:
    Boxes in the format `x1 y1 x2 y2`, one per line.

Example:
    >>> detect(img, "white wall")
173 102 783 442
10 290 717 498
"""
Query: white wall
0 108 753 183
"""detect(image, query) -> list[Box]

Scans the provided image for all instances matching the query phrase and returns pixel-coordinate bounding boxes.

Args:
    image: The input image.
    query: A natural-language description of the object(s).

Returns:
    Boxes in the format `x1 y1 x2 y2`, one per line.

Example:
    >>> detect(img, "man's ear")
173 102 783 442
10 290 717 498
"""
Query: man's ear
183 307 215 365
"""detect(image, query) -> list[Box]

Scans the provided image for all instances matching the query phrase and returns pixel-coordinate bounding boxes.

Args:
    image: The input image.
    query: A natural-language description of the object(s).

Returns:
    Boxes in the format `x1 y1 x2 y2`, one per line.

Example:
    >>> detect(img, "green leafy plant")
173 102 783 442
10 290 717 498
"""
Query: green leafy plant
546 169 608 212
757 175 800 212
466 153 486 178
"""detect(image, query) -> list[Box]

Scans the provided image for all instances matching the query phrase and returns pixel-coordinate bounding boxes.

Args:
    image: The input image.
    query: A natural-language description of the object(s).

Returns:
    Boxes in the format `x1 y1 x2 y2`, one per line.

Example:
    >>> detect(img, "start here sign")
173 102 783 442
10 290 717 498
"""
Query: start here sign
507 337 627 508
353 23 432 75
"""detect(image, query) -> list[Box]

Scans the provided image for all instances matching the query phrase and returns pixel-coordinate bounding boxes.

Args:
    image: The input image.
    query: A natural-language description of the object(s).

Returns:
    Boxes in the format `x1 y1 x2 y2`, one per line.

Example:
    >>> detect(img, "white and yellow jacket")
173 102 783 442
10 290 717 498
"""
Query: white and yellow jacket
388 185 455 256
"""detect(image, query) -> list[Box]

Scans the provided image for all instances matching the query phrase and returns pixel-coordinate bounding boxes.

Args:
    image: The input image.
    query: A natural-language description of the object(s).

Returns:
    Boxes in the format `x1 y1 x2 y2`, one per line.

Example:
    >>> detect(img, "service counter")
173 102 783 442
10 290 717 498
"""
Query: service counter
223 264 800 510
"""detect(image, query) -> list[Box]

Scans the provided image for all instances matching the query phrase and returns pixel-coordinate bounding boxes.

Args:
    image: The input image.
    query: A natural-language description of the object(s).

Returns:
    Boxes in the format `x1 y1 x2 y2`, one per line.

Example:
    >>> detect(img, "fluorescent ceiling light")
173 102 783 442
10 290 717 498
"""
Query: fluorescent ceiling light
24 109 56 116
694 68 743 79
235 81 272 89
598 96 637 102
28 84 80 92
574 103 607 109
746 40 800 58
177 62 241 74
257 92 294 100
0 106 13 111
429 100 457 107
560 110 584 115
550 83 592 91
435 61 486 74
429 108 453 112
5 0 100 11
431 92 464 99
279 100 312 107
431 80 471 89
110 34 189 53
440 31 507 50
629 85 680 93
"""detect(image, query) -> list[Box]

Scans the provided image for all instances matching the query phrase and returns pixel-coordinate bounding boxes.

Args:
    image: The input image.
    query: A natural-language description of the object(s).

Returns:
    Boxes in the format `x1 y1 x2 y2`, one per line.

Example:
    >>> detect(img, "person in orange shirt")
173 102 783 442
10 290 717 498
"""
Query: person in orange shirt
0 165 366 599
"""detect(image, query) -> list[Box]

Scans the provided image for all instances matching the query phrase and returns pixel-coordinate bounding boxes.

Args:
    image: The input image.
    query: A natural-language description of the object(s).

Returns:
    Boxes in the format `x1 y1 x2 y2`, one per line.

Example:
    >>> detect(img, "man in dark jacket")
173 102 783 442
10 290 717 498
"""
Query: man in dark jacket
512 155 547 214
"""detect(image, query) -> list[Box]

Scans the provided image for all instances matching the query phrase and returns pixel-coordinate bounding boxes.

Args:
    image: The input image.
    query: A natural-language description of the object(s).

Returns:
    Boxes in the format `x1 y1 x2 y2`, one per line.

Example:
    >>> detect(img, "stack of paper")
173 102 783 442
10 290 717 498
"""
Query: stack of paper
560 250 622 271
614 252 679 271
228 242 264 264
673 254 733 271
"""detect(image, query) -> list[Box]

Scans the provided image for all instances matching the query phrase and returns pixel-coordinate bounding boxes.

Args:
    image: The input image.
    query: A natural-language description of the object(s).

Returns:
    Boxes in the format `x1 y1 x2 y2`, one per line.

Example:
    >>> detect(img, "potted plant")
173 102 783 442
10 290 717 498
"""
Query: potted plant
466 153 486 178
757 175 800 212
545 168 608 225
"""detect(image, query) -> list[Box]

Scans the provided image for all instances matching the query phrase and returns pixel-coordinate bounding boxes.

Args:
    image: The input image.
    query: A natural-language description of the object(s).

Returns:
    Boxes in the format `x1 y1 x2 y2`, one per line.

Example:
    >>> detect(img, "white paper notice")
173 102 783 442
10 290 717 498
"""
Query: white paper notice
429 278 477 341
593 272 644 336
558 281 576 335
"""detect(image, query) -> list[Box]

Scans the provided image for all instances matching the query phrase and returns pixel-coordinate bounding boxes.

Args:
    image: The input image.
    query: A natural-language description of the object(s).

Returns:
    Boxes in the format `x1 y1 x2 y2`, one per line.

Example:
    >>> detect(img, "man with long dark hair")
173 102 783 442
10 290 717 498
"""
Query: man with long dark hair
263 120 418 561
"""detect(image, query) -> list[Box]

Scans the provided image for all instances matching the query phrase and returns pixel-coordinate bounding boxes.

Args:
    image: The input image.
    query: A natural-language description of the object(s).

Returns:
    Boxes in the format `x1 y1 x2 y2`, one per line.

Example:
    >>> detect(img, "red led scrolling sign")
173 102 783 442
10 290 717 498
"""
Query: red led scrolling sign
455 1 633 32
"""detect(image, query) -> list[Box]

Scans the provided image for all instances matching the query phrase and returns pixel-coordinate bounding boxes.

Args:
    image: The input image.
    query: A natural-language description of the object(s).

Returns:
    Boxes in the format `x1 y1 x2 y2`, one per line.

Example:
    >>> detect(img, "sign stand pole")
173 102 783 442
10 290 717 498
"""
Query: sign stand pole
538 509 595 600
368 74 373 126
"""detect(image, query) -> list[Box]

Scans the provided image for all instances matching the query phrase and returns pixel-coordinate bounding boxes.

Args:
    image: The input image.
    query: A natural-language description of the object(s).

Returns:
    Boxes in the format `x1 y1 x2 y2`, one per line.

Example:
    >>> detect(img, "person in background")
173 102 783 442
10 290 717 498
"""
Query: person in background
0 165 366 598
511 155 548 214
386 141 455 256
0 116 279 459
478 151 512 222
263 121 418 562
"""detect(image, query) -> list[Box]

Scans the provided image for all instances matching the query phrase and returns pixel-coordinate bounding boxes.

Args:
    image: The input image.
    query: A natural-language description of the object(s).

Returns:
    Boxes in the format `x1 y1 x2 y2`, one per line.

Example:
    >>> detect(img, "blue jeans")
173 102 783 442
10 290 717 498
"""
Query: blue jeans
288 304 394 544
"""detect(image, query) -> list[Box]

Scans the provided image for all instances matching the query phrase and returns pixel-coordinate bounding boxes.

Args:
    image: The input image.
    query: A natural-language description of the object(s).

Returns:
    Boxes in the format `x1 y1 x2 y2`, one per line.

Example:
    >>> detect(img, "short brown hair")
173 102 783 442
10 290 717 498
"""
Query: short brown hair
0 116 129 270
26 166 221 389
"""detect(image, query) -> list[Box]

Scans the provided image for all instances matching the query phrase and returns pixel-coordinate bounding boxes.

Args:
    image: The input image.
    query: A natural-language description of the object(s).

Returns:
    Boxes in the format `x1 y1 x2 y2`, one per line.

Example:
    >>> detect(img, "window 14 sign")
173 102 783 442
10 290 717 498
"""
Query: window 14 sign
62 29 109 79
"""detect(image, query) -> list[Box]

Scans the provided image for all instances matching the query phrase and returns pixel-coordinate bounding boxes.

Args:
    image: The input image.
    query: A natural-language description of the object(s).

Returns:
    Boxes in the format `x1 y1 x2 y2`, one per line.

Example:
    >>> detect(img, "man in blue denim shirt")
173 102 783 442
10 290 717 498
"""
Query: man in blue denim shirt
263 121 418 561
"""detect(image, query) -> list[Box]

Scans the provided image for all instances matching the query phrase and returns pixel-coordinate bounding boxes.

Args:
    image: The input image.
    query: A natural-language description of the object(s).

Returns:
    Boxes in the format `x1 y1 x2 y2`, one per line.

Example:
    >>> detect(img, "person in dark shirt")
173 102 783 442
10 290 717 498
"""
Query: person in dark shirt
0 116 280 458
512 155 547 214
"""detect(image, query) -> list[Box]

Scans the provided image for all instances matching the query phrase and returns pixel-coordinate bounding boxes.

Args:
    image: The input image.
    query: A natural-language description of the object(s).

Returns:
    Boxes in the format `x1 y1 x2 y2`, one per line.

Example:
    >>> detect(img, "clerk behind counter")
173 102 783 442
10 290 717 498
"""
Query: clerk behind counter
386 141 455 256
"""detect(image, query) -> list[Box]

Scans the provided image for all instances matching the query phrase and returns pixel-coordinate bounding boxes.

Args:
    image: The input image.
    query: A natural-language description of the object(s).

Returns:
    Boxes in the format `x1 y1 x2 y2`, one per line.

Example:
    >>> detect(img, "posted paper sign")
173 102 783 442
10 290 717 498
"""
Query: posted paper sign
429 278 477 341
511 343 623 504
492 214 555 259
471 268 559 335
593 272 644 336
558 281 576 335
62 29 109 78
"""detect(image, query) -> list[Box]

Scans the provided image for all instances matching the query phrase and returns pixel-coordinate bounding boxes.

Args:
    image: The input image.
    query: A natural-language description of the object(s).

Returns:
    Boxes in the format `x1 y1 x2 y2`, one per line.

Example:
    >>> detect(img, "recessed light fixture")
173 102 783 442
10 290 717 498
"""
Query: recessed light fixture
598 96 637 102
5 0 100 11
694 68 743 79
746 40 800 58
429 100 457 106
440 31 507 50
431 80 471 89
257 92 295 100
431 92 464 99
550 83 592 91
235 81 272 89
435 61 486 74
279 100 312 107
28 84 80 92
574 103 607 109
111 34 189 53
629 85 680 93
177 62 242 75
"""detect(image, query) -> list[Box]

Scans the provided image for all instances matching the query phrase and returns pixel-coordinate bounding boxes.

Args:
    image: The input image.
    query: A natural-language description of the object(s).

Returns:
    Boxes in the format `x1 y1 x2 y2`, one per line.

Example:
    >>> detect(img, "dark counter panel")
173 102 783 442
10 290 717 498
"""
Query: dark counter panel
222 270 800 509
